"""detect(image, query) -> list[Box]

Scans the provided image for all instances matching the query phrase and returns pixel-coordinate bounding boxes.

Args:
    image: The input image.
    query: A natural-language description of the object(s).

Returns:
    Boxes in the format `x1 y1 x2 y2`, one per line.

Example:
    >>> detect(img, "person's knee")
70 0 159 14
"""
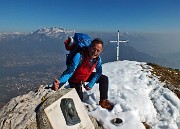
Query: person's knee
101 74 108 83
103 75 109 81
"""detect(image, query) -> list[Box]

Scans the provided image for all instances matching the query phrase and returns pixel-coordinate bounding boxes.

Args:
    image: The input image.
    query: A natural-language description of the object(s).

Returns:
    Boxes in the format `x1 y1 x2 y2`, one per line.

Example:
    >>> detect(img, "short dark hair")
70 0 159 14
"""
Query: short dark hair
91 38 104 47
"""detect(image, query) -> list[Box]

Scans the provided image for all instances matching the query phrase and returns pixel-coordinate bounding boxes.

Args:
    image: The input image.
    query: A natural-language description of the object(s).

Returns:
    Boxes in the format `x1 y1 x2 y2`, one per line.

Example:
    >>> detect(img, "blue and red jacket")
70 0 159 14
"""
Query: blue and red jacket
59 49 102 88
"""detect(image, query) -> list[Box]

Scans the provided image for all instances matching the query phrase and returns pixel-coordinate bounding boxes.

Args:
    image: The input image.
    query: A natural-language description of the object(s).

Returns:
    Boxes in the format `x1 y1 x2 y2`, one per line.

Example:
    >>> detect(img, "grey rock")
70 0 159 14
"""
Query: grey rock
0 85 103 129
0 85 55 129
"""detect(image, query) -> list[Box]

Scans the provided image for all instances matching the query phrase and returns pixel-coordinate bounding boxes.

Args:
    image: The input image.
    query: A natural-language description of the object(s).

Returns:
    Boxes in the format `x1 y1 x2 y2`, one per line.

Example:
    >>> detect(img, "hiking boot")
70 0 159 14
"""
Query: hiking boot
99 99 114 110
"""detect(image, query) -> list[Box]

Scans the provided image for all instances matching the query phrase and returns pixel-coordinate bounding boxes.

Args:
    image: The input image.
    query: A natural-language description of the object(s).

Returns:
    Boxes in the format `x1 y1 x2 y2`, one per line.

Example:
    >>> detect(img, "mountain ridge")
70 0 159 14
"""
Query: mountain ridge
0 27 75 42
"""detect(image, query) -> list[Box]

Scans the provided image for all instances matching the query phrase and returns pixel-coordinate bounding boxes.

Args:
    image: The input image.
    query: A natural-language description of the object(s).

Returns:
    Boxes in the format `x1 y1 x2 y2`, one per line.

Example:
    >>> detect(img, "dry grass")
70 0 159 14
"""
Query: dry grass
147 63 180 99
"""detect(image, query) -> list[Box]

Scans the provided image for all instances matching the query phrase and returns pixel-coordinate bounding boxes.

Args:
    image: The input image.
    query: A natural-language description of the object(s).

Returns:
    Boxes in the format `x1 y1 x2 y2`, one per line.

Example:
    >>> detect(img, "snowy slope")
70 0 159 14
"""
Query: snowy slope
82 60 180 129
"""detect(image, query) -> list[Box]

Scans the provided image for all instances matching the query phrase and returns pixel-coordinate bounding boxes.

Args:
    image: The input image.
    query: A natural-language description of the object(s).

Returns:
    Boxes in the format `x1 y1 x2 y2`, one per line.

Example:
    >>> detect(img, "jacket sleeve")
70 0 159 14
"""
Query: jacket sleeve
87 57 102 88
59 53 81 85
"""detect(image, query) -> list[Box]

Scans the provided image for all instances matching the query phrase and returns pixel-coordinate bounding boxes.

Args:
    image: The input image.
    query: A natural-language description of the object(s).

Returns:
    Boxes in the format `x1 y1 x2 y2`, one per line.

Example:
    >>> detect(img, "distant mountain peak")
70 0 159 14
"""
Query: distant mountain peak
31 27 75 38
0 27 75 41
34 27 66 33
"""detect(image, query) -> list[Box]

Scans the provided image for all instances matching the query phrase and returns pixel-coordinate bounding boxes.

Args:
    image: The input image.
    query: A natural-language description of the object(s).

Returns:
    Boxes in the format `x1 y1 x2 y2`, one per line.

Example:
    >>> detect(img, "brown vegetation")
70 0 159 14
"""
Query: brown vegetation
147 63 180 99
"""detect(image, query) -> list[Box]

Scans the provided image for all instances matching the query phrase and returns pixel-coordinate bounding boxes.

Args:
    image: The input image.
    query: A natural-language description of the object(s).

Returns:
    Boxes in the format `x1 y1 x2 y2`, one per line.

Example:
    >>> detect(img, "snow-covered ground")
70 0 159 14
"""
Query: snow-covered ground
82 61 180 129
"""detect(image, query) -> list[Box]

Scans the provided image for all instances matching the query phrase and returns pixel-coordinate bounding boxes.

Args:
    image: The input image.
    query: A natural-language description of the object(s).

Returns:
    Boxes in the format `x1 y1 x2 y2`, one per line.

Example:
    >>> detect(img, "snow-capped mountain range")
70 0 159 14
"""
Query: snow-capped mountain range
0 32 25 41
30 27 75 39
0 27 75 42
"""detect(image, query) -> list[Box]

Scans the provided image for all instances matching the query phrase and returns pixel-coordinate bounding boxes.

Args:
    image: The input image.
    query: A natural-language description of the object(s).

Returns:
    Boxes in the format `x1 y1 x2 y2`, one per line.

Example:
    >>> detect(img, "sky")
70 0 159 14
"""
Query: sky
0 0 180 33
82 61 180 129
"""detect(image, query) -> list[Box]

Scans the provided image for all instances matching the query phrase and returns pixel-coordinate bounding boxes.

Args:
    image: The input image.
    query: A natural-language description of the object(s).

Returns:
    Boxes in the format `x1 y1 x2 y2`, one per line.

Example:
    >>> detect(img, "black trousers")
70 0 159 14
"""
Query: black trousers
69 72 109 101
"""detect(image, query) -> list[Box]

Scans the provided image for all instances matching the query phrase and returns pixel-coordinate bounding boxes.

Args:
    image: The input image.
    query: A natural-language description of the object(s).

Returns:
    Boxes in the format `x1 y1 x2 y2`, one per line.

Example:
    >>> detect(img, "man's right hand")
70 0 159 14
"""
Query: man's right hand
52 78 60 91
84 85 91 91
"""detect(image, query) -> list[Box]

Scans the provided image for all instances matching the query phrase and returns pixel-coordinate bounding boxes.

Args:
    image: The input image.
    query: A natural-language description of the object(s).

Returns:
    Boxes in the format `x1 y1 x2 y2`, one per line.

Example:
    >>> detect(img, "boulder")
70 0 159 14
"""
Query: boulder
0 85 102 129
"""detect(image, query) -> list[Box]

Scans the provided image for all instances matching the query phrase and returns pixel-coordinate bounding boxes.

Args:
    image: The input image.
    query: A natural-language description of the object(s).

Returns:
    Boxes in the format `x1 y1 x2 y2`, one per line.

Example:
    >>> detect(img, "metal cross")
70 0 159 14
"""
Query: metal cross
110 30 128 61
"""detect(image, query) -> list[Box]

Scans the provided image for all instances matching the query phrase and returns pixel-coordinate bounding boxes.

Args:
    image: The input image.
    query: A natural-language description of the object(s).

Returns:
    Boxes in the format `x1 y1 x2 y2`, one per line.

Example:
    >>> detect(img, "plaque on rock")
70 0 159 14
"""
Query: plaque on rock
60 98 81 126
44 88 94 129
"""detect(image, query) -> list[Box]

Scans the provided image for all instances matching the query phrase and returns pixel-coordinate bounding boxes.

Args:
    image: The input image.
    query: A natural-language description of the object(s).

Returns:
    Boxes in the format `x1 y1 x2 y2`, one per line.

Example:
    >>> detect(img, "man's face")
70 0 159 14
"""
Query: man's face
88 42 103 59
